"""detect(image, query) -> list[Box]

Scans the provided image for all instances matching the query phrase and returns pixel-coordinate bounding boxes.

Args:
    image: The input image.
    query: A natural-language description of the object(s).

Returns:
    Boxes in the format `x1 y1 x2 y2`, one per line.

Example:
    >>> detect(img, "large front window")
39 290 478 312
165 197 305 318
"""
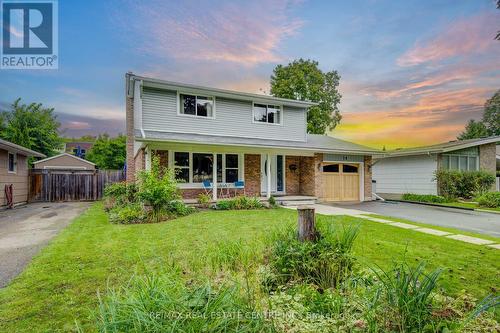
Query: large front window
173 152 240 184
192 153 213 183
253 103 281 124
173 152 190 182
180 94 214 117
442 147 479 171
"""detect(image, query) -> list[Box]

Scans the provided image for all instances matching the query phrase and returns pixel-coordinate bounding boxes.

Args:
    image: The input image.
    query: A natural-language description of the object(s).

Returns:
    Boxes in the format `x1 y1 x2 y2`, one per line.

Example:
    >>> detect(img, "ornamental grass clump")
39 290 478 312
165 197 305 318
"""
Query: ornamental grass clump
95 273 271 333
265 223 359 290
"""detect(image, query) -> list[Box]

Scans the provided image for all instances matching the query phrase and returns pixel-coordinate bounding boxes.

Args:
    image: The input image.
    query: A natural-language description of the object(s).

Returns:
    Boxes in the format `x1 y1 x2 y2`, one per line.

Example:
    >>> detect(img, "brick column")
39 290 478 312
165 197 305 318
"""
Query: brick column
285 156 300 195
125 78 135 182
479 143 497 191
364 156 372 201
244 154 261 196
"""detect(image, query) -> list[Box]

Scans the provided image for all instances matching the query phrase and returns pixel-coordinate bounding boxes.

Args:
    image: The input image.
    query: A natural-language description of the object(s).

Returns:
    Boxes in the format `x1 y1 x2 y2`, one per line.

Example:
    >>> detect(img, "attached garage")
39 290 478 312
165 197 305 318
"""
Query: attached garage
322 163 361 201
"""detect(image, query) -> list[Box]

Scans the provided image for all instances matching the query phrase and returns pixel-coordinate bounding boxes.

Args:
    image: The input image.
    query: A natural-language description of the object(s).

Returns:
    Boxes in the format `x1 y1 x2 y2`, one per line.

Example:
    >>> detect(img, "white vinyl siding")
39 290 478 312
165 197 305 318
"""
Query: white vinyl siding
372 155 438 195
141 88 307 142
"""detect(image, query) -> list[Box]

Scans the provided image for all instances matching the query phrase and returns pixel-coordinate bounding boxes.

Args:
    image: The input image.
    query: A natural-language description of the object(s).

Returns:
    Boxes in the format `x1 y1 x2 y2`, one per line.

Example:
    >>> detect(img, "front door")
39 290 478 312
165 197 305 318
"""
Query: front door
261 154 285 195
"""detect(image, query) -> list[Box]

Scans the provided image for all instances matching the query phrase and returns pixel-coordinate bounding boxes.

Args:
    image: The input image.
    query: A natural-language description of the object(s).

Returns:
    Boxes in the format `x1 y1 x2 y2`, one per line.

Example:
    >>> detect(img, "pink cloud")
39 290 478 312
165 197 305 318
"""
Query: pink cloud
64 121 91 130
397 12 498 66
129 0 303 65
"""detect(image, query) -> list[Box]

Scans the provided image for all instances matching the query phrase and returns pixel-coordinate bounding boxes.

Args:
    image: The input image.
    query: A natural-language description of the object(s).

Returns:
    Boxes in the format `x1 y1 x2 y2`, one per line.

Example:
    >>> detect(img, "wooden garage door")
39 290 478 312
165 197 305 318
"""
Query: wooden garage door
322 163 360 201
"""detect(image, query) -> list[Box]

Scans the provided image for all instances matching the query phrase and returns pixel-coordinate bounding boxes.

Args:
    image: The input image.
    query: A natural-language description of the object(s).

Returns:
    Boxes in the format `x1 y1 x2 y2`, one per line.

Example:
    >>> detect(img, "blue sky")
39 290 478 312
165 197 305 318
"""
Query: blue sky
0 0 499 148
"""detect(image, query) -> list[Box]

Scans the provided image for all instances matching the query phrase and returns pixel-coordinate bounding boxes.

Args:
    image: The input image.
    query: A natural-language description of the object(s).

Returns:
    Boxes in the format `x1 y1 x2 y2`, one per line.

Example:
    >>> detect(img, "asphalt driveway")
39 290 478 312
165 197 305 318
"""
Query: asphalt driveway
0 202 90 288
330 201 500 238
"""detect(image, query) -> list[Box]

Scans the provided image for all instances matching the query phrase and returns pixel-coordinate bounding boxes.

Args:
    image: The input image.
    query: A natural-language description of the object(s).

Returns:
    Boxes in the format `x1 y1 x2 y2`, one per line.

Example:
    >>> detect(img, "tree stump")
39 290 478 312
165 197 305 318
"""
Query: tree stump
297 205 317 242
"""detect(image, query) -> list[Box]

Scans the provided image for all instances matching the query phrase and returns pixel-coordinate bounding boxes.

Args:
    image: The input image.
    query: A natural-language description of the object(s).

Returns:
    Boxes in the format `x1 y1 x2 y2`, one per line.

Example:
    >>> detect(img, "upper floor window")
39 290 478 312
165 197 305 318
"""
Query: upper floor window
8 152 16 173
253 103 281 124
180 94 214 118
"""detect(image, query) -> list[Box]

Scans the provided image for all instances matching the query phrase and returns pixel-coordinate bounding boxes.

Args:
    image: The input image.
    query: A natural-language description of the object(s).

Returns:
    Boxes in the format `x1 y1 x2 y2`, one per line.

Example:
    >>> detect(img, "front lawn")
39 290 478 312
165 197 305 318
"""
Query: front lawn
0 203 498 331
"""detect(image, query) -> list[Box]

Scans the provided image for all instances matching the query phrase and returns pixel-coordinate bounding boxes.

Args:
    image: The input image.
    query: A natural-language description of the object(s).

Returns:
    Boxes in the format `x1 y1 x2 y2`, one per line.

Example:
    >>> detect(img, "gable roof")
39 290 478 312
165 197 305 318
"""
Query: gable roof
127 73 318 109
33 153 95 166
382 136 500 157
136 130 382 155
0 138 45 158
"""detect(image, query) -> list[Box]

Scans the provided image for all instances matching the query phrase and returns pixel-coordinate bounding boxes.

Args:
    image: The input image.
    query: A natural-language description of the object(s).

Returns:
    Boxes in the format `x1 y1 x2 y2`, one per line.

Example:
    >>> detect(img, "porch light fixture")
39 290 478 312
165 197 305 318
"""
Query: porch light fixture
289 164 297 172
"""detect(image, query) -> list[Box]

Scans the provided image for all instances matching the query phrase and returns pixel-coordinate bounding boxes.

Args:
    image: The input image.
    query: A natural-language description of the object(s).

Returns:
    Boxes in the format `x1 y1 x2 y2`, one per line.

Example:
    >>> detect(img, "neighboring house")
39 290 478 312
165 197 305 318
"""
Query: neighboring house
373 136 500 199
496 145 500 172
0 138 45 208
33 153 96 170
64 141 94 159
125 73 381 202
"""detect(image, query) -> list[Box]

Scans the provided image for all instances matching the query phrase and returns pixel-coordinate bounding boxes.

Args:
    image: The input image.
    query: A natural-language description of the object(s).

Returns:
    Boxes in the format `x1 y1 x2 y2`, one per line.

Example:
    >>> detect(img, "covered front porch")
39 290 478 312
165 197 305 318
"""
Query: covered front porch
134 140 321 202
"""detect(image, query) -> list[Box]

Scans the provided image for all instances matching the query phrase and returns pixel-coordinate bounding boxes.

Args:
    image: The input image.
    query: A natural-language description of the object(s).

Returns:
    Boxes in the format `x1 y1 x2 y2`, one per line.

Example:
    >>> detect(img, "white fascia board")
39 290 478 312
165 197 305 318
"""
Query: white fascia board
33 153 96 166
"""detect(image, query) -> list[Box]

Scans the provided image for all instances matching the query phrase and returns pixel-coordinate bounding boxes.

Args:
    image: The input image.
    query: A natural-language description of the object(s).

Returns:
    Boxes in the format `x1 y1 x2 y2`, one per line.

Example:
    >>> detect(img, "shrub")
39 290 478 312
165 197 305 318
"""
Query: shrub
96 273 271 332
103 182 137 206
108 203 146 224
197 193 211 208
137 156 181 222
435 169 495 199
267 223 359 290
166 200 195 217
268 195 277 208
215 196 264 210
402 193 448 203
477 192 500 208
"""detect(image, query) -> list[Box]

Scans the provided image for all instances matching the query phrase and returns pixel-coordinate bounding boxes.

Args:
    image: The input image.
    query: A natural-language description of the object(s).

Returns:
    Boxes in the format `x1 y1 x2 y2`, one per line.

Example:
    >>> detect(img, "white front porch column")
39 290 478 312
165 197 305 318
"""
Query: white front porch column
212 153 218 201
266 153 271 198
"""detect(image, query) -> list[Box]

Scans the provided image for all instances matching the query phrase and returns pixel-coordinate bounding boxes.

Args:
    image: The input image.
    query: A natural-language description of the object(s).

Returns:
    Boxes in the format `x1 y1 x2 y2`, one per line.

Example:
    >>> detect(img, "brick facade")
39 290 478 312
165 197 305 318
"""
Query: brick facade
134 148 145 175
298 154 323 198
125 85 135 182
285 156 301 195
364 156 372 201
479 143 497 191
153 150 168 167
244 154 261 196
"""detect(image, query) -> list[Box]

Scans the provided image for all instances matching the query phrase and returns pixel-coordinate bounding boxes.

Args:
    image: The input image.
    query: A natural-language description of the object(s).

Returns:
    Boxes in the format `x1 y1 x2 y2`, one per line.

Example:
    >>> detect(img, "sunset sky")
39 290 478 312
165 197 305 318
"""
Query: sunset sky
0 0 499 149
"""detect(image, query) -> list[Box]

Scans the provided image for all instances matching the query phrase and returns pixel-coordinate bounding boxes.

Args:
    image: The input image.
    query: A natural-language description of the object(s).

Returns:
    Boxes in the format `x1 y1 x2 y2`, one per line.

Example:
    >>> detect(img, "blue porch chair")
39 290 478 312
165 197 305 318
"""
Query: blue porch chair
233 181 245 196
202 180 213 195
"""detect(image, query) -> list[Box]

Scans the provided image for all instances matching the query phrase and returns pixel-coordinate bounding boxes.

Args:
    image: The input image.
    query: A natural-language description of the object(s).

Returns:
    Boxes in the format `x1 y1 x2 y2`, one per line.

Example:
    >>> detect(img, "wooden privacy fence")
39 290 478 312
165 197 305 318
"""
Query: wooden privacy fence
29 169 125 202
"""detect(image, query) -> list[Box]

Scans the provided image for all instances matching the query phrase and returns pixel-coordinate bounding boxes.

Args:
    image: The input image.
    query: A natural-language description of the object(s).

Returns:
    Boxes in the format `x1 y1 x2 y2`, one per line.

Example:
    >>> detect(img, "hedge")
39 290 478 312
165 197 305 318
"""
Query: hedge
434 170 495 199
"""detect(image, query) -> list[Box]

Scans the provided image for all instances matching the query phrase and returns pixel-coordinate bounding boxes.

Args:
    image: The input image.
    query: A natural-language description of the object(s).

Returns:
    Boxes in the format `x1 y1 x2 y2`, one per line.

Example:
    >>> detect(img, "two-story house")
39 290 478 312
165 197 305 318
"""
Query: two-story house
125 73 381 202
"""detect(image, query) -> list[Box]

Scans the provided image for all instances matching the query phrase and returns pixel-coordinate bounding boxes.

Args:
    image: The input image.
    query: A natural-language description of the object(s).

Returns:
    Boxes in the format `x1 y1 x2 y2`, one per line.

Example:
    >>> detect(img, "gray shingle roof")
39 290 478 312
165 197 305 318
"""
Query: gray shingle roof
384 136 500 157
136 130 381 155
0 138 45 157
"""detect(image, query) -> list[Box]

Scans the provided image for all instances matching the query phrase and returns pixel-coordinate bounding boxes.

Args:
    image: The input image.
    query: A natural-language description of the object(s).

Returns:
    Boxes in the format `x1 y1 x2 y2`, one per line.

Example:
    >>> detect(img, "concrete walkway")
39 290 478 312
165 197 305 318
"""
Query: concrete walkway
330 201 500 237
0 202 90 288
285 204 500 249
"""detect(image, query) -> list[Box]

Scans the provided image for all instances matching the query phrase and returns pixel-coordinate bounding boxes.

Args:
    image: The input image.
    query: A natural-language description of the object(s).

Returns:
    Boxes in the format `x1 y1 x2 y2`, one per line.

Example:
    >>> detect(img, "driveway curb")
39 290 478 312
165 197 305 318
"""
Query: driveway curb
386 199 474 211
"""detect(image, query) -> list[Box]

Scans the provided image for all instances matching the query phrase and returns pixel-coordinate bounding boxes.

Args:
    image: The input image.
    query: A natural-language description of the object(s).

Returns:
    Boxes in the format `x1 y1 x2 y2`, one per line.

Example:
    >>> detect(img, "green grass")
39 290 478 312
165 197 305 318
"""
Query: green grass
0 203 499 331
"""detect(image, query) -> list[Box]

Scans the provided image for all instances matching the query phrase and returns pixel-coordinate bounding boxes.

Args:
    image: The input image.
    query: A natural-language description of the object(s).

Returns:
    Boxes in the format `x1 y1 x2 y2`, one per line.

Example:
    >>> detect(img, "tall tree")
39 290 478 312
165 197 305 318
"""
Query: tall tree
483 90 500 136
457 120 488 140
86 134 126 170
0 98 63 156
270 59 342 134
496 0 500 40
